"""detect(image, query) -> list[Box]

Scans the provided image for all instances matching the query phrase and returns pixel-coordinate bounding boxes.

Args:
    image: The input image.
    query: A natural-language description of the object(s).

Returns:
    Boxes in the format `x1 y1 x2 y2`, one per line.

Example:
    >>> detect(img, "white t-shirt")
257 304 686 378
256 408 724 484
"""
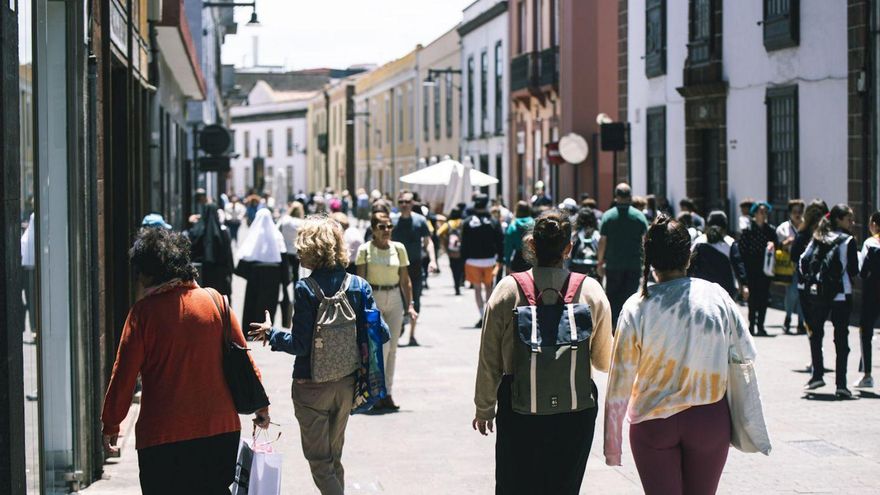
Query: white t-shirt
276 216 303 255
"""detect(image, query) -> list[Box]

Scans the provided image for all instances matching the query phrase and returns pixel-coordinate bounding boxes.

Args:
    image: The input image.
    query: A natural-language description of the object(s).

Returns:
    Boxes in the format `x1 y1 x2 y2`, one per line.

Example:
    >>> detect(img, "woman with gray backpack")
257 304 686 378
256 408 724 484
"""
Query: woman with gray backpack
250 216 385 495
473 210 613 494
799 204 860 398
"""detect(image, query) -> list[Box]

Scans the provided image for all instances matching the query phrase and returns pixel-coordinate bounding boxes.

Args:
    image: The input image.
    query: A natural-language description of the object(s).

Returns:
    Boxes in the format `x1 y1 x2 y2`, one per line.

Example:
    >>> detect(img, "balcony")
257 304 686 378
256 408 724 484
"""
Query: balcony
538 46 559 88
510 52 536 95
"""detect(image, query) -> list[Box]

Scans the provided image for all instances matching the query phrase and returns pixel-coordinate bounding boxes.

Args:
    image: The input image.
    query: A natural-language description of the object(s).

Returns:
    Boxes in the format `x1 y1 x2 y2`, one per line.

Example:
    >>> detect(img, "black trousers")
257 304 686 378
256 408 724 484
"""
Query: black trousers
408 262 423 313
747 273 771 331
807 297 852 388
495 376 598 495
859 289 879 373
138 431 240 495
242 263 283 332
449 256 465 293
605 269 641 331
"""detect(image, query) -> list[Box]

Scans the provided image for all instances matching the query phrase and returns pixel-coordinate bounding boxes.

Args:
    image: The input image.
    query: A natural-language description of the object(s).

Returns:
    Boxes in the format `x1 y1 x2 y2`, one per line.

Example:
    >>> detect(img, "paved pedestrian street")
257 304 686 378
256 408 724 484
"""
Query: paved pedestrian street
82 258 880 494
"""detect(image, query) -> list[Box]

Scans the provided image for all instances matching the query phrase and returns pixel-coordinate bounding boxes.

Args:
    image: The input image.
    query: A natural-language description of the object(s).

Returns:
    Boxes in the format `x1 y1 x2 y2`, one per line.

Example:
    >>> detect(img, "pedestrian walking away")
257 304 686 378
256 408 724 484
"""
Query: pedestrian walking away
569 206 601 278
596 183 649 330
461 193 504 328
800 204 860 398
777 200 806 334
503 201 535 274
736 202 777 336
689 211 748 299
189 203 235 297
224 195 246 244
473 210 613 495
250 216 382 495
356 211 418 410
437 206 466 295
237 208 290 333
100 227 269 495
792 200 830 336
604 214 760 495
857 211 880 389
392 190 436 345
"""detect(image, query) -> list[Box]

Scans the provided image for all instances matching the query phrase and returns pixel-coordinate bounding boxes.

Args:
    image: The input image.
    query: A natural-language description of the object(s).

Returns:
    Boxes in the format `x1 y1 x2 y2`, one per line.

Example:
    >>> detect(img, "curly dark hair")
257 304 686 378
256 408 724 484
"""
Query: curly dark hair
129 228 198 284
641 214 691 298
575 207 597 232
523 210 572 267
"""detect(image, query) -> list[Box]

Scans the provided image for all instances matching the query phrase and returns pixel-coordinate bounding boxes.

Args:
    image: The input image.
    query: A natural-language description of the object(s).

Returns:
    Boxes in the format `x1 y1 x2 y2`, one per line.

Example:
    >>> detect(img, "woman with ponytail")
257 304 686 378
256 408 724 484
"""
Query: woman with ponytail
604 214 758 494
798 204 859 398
689 211 748 298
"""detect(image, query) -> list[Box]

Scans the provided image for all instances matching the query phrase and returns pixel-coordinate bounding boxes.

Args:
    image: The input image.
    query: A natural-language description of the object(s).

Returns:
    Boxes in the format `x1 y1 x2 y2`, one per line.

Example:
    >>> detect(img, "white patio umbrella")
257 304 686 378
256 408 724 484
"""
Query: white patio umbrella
399 158 498 211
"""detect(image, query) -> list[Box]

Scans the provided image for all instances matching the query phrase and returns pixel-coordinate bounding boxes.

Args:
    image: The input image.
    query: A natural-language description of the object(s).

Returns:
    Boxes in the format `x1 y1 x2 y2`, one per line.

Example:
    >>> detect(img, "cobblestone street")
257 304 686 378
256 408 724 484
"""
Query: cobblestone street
82 255 880 494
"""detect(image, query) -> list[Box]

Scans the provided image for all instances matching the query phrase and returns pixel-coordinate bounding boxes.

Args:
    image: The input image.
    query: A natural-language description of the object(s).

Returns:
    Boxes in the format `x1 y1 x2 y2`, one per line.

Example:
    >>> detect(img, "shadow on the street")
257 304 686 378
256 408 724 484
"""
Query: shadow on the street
856 391 880 399
802 392 858 402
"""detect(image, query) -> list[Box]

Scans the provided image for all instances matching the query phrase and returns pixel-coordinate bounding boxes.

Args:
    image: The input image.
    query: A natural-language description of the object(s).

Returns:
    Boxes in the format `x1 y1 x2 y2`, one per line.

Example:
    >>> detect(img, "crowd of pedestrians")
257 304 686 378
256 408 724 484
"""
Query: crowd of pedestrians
96 180 879 494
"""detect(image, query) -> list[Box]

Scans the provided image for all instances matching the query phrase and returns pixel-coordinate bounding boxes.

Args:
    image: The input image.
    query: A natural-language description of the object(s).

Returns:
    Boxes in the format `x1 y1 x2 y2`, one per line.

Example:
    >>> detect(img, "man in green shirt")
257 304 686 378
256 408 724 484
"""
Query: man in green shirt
597 183 649 329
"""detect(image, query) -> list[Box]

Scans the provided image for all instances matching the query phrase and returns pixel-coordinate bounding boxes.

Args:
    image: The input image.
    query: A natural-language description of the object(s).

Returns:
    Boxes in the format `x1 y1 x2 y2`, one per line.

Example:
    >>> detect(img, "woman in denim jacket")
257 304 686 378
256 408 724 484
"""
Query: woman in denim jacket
250 216 381 495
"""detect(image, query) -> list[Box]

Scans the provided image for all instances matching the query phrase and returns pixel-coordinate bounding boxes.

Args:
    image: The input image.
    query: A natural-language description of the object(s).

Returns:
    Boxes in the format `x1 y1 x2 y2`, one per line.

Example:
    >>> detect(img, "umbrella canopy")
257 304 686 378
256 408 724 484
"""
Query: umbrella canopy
443 159 474 210
399 158 499 187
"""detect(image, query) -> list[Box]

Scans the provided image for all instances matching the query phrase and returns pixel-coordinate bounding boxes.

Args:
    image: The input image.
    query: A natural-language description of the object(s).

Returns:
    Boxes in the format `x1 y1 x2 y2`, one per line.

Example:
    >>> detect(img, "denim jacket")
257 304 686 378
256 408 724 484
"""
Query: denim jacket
267 266 380 379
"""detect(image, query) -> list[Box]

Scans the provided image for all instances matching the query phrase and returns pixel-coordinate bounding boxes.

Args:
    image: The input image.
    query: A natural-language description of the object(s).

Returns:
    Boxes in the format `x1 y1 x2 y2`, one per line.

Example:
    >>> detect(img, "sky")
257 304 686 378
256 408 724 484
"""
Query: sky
221 0 476 71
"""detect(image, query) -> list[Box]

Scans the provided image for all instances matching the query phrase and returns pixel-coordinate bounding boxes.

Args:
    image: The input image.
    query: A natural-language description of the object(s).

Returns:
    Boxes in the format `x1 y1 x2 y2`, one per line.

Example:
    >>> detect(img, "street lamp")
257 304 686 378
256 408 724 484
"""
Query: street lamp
423 68 462 92
203 1 261 26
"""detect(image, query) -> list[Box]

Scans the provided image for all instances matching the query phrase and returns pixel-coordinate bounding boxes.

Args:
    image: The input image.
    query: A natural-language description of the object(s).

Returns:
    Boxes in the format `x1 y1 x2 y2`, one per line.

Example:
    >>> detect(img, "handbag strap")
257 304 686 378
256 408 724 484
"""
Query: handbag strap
204 288 232 347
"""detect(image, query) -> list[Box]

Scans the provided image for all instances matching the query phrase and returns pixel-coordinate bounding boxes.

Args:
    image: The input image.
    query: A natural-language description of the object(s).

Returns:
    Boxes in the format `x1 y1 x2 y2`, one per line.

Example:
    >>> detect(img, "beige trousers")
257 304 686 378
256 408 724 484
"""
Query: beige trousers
291 376 355 495
373 288 404 396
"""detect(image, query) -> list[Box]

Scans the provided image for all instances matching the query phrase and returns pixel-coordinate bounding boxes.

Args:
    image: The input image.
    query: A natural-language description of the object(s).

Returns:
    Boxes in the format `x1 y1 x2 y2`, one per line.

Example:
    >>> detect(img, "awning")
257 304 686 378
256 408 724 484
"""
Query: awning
155 0 207 100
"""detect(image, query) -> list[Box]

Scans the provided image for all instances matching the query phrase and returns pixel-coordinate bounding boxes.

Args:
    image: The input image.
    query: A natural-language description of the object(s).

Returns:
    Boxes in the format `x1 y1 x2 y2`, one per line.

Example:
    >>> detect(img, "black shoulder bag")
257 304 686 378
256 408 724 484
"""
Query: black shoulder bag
205 288 270 414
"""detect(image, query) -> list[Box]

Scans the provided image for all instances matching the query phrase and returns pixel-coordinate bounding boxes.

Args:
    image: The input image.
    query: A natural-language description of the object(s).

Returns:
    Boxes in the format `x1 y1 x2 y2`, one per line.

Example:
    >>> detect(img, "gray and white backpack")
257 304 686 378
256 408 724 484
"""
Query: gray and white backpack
303 274 361 383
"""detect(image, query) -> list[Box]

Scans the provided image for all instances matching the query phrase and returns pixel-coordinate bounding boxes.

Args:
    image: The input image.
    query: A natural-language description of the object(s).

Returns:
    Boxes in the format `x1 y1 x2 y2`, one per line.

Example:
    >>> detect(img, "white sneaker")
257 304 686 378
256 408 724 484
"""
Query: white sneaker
855 376 874 389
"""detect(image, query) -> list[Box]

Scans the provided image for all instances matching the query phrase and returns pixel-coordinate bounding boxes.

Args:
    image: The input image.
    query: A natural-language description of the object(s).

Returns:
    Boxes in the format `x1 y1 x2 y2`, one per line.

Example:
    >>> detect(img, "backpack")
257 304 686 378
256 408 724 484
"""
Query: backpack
570 230 598 269
803 235 849 304
447 225 462 258
510 271 594 415
303 274 361 383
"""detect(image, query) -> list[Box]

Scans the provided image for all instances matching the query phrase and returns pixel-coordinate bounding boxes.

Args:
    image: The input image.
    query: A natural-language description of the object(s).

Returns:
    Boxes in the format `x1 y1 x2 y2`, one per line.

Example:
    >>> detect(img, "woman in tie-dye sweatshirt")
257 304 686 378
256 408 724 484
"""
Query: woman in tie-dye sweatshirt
604 215 757 495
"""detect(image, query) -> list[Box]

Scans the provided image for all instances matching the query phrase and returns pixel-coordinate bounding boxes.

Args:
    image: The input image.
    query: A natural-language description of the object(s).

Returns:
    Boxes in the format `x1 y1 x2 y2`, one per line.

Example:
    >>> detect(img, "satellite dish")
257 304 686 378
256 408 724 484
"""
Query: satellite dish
559 133 589 164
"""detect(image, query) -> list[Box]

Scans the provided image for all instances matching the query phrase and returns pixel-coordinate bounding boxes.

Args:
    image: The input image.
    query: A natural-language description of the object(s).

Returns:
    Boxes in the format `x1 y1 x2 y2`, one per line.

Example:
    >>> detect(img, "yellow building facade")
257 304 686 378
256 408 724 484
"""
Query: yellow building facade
354 49 420 197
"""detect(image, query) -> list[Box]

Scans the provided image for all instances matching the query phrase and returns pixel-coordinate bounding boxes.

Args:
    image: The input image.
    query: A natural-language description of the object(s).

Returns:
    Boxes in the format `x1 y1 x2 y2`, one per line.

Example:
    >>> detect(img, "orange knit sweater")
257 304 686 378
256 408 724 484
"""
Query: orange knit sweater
101 283 261 449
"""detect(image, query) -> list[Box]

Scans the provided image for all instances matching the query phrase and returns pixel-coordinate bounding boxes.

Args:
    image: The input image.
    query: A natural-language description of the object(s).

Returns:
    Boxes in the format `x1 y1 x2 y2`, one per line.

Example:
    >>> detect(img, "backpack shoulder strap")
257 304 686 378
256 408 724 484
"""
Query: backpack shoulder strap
511 271 538 306
337 273 352 294
303 277 325 302
564 273 588 304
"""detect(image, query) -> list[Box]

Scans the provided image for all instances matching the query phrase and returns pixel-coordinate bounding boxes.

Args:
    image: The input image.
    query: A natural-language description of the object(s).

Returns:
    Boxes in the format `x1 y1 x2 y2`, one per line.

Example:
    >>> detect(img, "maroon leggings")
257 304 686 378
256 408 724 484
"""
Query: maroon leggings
629 398 730 495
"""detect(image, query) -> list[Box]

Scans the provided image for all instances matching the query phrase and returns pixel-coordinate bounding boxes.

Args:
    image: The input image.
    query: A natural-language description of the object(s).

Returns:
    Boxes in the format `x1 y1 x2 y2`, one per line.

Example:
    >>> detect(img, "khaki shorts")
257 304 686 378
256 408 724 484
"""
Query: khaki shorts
465 263 494 286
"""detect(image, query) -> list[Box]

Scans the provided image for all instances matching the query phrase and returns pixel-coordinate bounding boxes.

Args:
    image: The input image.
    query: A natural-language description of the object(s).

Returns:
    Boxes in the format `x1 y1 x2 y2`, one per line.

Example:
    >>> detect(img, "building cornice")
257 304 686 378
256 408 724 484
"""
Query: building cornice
458 1 508 37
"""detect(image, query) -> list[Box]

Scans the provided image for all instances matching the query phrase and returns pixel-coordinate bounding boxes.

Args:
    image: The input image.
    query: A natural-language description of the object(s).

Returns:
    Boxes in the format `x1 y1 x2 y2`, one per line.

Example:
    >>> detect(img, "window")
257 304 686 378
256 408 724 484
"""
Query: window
286 127 293 156
646 0 666 77
646 106 667 198
689 0 712 63
434 80 441 140
467 56 475 138
495 41 503 134
763 0 799 50
398 90 404 142
287 165 294 193
518 1 526 54
266 129 274 157
244 166 252 189
481 51 489 135
244 130 250 158
445 74 453 139
767 85 799 219
385 98 390 144
423 86 430 141
551 0 559 46
409 88 414 139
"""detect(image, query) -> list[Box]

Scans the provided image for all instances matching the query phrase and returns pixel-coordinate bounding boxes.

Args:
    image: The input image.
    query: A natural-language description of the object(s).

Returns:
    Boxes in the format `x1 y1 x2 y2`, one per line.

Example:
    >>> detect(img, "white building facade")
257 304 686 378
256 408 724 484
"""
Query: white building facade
627 0 848 224
230 81 313 202
460 0 510 204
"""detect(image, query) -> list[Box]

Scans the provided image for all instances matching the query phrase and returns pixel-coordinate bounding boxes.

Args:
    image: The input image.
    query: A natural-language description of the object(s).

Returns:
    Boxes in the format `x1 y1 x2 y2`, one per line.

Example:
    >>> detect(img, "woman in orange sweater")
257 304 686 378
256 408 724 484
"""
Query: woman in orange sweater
101 227 269 494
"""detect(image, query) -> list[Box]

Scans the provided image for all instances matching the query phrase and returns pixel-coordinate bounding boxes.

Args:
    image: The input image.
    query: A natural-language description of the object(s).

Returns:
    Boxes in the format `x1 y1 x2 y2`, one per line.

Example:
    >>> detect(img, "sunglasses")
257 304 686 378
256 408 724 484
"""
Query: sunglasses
376 224 393 231
398 199 412 204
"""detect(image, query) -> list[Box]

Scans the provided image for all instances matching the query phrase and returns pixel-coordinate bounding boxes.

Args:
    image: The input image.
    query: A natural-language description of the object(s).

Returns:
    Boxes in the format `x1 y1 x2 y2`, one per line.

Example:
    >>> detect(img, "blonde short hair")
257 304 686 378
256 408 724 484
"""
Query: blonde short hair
295 215 349 269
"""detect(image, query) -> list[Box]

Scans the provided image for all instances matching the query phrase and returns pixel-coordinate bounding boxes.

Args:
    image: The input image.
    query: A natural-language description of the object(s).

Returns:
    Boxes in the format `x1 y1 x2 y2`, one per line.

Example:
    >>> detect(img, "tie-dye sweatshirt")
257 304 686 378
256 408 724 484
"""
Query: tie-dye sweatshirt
603 277 757 466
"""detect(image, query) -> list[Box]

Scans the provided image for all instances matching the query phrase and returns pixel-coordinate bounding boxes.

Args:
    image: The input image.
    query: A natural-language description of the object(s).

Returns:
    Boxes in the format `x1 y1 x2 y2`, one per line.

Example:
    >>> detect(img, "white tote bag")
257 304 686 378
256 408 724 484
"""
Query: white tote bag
232 435 284 495
727 335 772 455
762 245 776 277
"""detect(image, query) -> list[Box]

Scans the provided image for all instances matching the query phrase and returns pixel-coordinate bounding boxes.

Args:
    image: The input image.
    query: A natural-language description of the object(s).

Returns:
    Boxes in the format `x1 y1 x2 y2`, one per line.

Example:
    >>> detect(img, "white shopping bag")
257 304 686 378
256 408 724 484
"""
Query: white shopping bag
762 245 776 277
232 433 284 495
